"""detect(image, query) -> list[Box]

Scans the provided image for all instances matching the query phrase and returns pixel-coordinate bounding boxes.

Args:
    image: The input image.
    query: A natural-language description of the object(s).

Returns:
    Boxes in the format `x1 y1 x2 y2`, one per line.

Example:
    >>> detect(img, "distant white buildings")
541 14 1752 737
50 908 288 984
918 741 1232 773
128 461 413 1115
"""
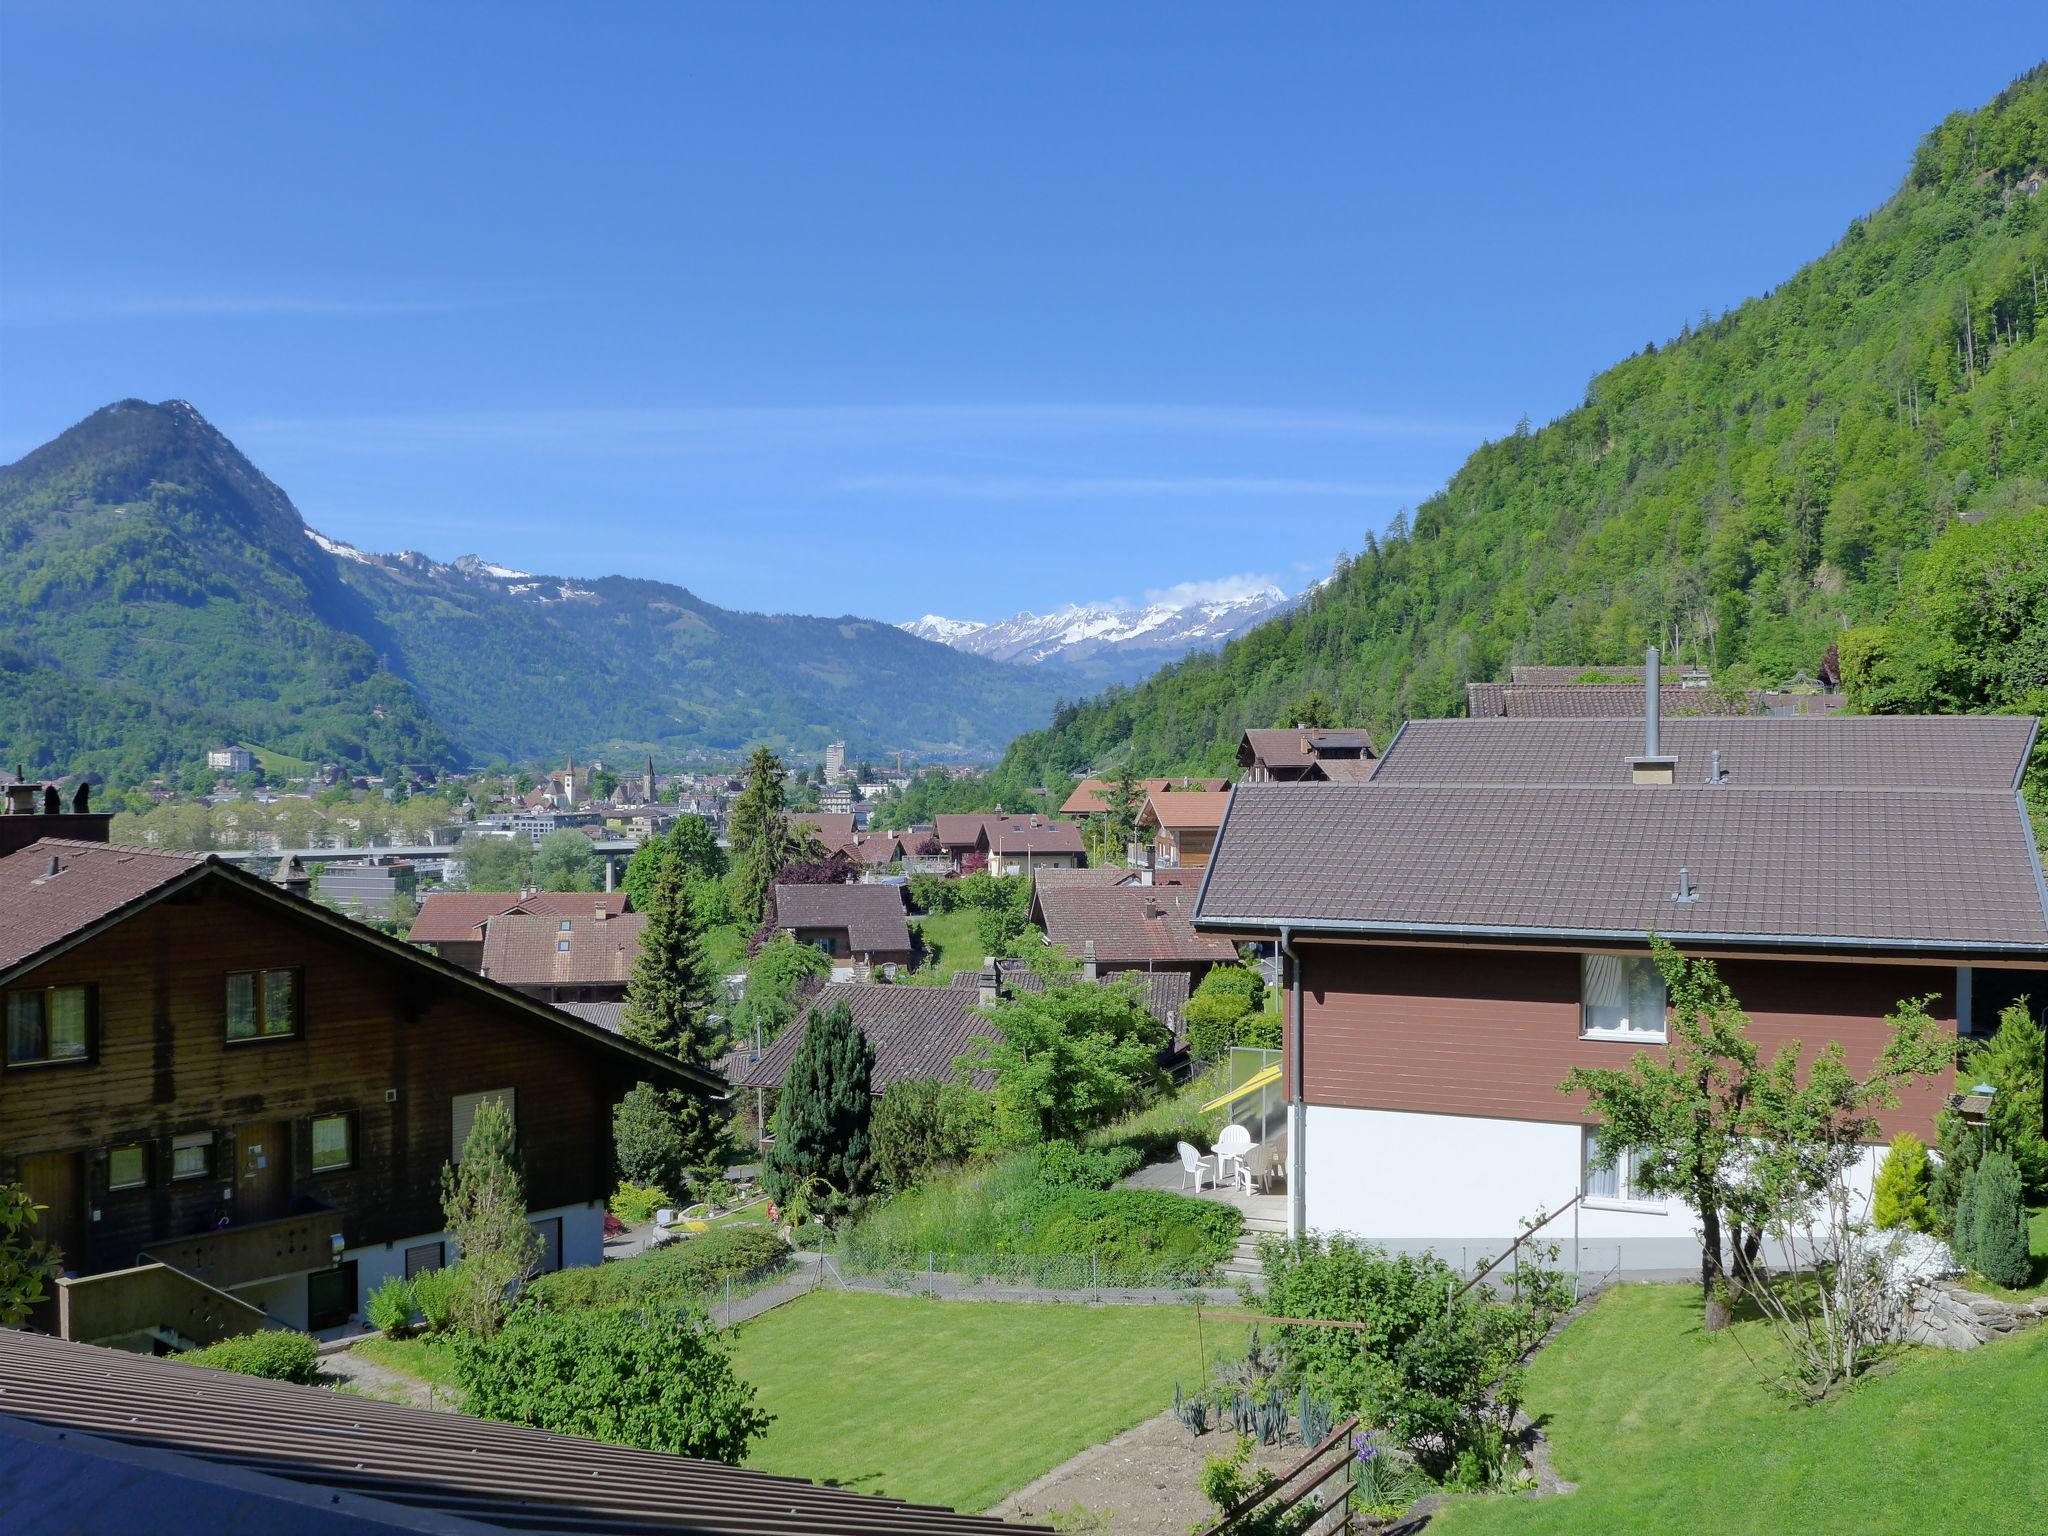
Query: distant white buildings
207 746 255 775
824 740 847 782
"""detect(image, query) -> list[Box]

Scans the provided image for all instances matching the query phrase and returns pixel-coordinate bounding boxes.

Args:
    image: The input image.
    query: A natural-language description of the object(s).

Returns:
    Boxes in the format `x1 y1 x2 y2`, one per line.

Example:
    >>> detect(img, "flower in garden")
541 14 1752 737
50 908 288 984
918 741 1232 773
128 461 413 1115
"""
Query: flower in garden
1352 1431 1379 1463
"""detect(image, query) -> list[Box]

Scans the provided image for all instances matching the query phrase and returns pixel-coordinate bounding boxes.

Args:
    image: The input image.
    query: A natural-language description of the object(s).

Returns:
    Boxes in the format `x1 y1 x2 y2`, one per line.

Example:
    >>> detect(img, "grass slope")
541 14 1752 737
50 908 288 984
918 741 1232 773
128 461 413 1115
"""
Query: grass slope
1434 1284 2048 1536
907 909 983 978
731 1291 1242 1512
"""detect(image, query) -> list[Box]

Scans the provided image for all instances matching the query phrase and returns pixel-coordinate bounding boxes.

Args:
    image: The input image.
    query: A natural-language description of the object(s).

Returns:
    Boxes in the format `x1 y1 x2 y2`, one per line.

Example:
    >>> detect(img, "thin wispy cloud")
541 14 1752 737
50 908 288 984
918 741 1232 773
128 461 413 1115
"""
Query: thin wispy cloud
1 292 492 327
1143 573 1286 605
237 402 1492 455
836 472 1431 500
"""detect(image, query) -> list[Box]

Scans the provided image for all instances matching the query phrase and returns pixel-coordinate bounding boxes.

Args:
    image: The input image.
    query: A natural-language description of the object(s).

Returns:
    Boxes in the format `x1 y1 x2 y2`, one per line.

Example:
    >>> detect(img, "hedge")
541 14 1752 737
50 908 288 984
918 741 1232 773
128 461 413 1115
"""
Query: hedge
178 1329 319 1383
523 1225 790 1310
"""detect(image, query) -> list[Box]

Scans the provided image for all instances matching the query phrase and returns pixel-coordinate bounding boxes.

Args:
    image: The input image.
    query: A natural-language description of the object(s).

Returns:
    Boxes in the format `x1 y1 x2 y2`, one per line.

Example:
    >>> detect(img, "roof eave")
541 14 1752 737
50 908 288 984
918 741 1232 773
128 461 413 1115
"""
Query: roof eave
1189 911 2048 960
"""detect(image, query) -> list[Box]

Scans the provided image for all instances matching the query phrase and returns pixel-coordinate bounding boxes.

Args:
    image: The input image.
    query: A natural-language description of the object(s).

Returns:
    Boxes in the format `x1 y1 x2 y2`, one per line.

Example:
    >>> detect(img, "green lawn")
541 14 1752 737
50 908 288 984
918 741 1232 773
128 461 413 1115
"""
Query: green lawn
1432 1284 2048 1536
349 1334 464 1392
906 909 982 978
730 1290 1243 1512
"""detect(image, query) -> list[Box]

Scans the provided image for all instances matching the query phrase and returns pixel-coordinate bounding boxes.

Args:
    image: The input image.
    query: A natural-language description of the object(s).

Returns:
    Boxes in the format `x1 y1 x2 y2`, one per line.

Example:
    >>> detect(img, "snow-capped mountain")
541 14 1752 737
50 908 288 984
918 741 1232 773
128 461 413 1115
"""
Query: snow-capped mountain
902 585 1294 685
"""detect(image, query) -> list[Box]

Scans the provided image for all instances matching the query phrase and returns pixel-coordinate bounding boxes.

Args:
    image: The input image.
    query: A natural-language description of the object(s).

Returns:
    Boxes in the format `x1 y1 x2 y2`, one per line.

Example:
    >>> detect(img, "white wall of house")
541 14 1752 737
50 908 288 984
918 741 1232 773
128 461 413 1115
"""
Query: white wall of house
343 1197 603 1321
989 852 1082 876
1301 1104 1884 1276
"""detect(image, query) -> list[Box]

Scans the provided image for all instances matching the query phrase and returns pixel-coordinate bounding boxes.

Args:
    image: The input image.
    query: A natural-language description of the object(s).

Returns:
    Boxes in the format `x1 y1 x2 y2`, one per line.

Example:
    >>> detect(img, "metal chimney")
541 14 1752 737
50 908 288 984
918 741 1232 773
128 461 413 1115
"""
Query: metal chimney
1645 646 1661 759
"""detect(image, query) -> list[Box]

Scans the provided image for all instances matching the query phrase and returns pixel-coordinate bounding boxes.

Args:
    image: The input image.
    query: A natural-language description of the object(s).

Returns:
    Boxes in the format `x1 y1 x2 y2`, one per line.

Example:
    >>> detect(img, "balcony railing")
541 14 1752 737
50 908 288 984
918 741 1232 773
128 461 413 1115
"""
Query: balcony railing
140 1203 345 1291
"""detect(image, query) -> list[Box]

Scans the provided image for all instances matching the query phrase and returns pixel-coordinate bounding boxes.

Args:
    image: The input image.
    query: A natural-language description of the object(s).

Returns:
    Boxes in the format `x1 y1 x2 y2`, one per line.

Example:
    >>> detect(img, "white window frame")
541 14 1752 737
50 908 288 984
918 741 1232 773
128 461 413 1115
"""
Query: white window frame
1582 1127 1661 1210
1579 953 1667 1042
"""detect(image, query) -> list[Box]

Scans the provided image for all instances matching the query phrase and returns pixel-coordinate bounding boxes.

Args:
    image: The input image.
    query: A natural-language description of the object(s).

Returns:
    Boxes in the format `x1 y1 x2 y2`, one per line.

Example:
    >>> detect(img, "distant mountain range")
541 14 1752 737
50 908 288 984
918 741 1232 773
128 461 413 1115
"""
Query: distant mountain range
903 586 1295 684
0 400 1067 782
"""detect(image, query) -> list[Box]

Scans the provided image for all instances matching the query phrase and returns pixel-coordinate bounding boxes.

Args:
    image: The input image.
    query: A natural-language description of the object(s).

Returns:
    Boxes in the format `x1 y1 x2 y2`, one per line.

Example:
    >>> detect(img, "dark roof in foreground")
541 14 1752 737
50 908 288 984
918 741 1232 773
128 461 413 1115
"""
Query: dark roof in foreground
1196 779 2048 955
725 982 996 1091
0 1329 1035 1536
1373 715 2036 791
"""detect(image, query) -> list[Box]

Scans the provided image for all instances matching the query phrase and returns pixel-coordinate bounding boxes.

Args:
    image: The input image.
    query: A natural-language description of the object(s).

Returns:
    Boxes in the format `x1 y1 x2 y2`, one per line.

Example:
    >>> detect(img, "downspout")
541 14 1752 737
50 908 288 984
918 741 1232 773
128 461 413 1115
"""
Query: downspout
1281 923 1305 1240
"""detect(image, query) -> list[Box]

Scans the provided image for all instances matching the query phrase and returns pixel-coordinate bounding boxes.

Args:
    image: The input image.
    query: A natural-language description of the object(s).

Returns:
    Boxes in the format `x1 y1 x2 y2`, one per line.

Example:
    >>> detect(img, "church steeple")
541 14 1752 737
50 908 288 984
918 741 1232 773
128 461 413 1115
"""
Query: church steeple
645 754 657 804
563 754 576 808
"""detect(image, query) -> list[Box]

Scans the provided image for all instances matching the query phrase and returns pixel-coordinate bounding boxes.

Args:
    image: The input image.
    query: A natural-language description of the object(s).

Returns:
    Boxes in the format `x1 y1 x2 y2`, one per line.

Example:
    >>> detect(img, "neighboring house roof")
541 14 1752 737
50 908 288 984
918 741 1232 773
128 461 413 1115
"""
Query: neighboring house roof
791 812 857 844
1510 664 1704 685
408 889 630 945
1196 776 2048 955
1466 683 1760 720
479 910 647 988
1032 880 1238 965
725 982 997 1091
981 817 1086 856
1238 728 1377 767
947 961 1191 1038
1313 758 1379 784
0 840 717 1092
0 1327 1032 1536
1372 716 2036 791
555 999 628 1034
853 835 905 866
1060 777 1226 815
771 881 913 954
1139 790 1233 831
932 814 989 850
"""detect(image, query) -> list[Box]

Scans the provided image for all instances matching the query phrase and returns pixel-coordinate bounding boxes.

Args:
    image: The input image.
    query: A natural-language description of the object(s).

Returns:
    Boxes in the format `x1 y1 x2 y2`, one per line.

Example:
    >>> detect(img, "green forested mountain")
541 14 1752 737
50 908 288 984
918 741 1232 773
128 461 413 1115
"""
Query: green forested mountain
995 67 2048 786
0 401 1063 783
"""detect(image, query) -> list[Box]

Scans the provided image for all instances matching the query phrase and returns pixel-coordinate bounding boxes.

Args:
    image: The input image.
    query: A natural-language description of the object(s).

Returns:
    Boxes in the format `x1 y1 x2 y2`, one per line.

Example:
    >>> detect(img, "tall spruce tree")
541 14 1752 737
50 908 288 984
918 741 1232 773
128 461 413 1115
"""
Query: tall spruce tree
618 835 728 1182
729 746 792 925
762 997 874 1213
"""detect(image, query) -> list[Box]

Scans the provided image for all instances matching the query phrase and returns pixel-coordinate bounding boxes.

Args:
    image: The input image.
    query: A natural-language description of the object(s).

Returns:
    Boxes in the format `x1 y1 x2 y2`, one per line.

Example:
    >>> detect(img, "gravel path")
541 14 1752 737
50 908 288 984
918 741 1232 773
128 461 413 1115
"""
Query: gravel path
318 1349 456 1412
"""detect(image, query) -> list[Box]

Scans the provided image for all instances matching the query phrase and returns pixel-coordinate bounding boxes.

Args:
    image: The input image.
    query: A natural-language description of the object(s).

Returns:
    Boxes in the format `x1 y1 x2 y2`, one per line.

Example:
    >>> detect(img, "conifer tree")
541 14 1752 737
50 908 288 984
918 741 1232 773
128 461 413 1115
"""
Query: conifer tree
439 1097 541 1337
618 835 728 1182
729 746 792 925
1872 1131 1934 1233
1972 1003 2048 1198
763 997 874 1212
1968 1149 2030 1288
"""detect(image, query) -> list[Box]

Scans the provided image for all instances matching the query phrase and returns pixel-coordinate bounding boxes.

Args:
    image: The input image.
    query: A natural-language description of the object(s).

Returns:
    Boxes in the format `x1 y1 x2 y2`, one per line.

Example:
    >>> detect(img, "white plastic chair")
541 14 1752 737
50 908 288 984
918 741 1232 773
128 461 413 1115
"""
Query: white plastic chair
1214 1124 1253 1190
1176 1140 1215 1192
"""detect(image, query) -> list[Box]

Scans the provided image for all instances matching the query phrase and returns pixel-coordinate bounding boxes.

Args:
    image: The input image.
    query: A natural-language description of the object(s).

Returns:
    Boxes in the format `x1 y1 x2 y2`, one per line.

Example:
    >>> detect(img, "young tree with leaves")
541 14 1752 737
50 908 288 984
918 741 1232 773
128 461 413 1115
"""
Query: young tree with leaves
963 975 1166 1144
618 842 729 1184
762 997 875 1212
0 1184 60 1327
530 828 601 892
439 1097 542 1337
1560 938 1951 1306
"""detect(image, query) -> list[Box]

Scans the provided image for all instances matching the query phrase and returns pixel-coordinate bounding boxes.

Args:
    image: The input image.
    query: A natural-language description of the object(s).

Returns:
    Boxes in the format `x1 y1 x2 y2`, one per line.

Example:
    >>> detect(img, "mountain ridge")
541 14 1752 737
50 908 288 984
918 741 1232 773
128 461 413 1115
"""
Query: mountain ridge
0 400 1068 781
902 585 1293 683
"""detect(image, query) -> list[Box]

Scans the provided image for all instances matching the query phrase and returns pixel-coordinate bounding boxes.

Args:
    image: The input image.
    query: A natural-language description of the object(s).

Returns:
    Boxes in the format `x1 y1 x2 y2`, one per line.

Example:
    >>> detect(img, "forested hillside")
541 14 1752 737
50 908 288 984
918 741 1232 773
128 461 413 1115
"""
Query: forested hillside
995 67 2048 786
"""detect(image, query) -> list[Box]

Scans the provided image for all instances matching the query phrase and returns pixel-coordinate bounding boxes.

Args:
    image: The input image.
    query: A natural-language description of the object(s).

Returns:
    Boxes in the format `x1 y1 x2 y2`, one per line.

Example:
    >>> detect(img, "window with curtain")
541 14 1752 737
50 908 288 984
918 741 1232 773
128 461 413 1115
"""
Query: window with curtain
1580 954 1667 1039
108 1144 148 1190
171 1133 212 1180
1583 1128 1652 1203
226 969 299 1041
5 986 90 1065
310 1114 352 1171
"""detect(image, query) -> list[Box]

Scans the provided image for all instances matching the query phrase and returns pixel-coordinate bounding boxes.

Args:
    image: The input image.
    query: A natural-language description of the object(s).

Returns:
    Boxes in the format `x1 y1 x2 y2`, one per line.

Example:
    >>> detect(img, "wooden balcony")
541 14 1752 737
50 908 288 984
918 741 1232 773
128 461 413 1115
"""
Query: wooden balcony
140 1204 345 1291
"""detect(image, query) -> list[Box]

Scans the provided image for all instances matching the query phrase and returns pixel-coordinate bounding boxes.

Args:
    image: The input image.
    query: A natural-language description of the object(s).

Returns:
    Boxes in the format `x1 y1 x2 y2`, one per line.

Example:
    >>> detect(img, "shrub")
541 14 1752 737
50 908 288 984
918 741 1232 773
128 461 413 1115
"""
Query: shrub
1236 1011 1283 1050
1971 1004 2048 1197
1033 1139 1142 1191
871 1079 993 1192
409 1263 464 1334
907 873 962 914
614 1083 699 1201
523 1225 790 1311
366 1275 414 1336
1872 1132 1935 1232
456 1305 771 1461
1031 1189 1241 1273
1969 1149 2031 1287
1184 991 1242 1064
609 1182 675 1226
178 1329 319 1384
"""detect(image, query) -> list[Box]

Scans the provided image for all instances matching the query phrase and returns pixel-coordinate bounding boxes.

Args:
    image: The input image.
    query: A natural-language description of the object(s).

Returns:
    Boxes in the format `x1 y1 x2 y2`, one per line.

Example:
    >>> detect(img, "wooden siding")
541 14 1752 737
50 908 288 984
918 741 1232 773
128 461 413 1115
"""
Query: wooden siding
1295 943 1957 1140
0 882 632 1278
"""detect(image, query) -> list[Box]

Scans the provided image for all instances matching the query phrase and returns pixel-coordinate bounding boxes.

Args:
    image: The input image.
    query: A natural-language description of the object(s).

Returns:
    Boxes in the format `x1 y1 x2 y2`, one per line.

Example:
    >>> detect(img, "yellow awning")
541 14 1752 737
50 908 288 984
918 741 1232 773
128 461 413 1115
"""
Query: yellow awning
1200 1062 1281 1112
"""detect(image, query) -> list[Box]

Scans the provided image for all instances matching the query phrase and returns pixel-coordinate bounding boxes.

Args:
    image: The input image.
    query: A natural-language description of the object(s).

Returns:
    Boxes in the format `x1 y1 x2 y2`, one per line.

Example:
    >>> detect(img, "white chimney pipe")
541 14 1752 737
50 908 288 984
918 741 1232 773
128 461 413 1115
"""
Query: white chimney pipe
1645 645 1661 759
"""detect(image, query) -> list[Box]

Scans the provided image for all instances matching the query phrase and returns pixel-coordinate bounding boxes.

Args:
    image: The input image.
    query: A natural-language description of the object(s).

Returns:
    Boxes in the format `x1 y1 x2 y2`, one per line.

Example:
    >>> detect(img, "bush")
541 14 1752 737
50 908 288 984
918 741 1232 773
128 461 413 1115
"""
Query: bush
366 1275 414 1336
178 1329 319 1384
609 1182 675 1226
523 1225 790 1311
1184 992 1242 1064
871 1079 993 1192
1031 1189 1242 1272
1873 1132 1935 1232
1971 1004 2048 1197
456 1305 771 1461
1968 1149 2031 1287
907 873 962 914
409 1263 464 1334
614 1083 699 1202
1033 1139 1142 1191
1237 1011 1283 1050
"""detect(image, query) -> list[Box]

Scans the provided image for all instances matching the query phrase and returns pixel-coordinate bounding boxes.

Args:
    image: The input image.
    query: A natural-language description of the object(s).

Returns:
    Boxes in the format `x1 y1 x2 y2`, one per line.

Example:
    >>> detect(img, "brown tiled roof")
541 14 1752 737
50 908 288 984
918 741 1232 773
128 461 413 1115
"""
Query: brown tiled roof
0 839 207 975
1061 777 1225 814
933 814 989 850
1511 665 1702 685
1314 758 1379 783
1239 728 1377 765
1374 716 2037 791
1472 683 1760 720
555 998 628 1034
726 982 996 1090
772 882 912 954
981 816 1086 856
854 835 905 865
1140 790 1233 831
792 812 857 843
1464 681 1507 718
0 1327 1032 1535
480 910 647 987
408 889 630 944
1032 880 1238 965
948 961 1191 1037
1196 778 2048 954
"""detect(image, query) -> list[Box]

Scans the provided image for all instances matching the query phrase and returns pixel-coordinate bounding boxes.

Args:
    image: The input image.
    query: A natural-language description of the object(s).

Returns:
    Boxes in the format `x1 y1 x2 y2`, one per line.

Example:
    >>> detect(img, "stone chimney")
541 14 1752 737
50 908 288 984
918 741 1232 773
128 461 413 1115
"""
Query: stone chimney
592 904 608 922
1 764 114 857
274 854 312 898
977 956 1000 1007
1082 938 1098 983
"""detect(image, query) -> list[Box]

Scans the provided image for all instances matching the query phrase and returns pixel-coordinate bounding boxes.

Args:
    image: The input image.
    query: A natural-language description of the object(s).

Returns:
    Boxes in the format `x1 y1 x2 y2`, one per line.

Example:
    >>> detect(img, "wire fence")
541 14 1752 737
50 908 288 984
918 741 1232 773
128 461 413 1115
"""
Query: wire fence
816 1241 1236 1296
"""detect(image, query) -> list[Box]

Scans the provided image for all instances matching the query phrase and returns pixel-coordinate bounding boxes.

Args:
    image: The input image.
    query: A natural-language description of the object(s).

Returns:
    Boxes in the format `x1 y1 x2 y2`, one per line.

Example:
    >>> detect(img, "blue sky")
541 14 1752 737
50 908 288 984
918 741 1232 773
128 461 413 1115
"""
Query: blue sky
2 3 2039 621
